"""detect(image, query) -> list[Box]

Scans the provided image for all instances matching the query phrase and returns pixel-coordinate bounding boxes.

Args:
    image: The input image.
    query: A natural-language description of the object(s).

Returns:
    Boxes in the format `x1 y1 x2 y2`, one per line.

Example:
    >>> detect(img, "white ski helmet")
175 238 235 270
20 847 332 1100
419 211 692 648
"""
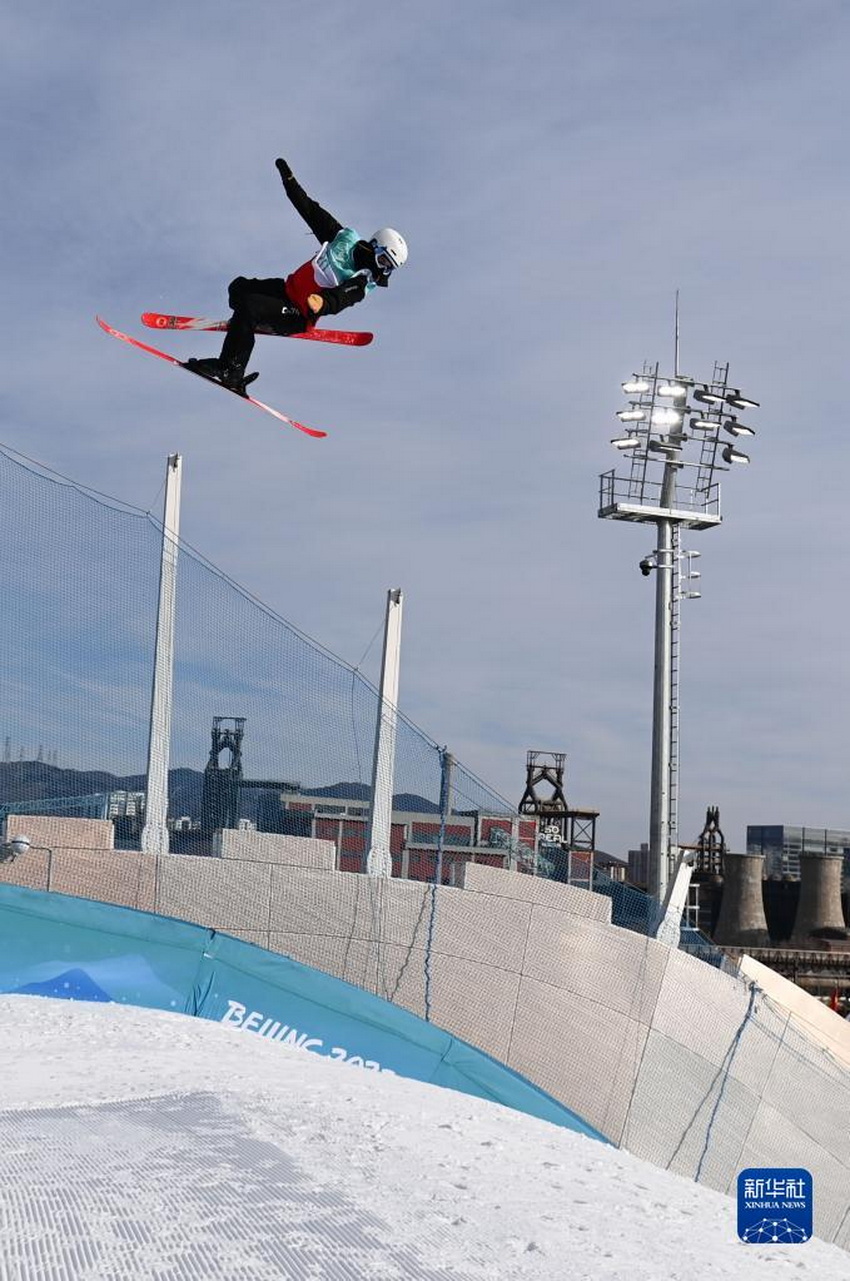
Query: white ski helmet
370 227 408 272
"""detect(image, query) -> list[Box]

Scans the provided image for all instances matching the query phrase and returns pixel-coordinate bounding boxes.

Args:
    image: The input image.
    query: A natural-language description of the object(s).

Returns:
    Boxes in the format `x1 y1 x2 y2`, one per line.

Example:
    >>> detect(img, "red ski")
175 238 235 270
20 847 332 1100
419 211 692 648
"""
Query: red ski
96 317 327 439
141 312 372 346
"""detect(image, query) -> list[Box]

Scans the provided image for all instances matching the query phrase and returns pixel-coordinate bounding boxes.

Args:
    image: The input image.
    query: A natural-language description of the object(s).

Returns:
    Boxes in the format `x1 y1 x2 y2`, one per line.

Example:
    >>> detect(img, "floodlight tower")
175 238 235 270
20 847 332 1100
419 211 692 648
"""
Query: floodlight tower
598 311 759 904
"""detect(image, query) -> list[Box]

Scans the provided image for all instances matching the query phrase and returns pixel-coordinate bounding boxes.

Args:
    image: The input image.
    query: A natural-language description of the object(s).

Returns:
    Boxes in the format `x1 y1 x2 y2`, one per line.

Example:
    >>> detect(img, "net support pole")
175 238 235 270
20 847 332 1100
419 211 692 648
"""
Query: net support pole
655 848 696 947
435 749 454 886
365 588 403 877
141 453 182 856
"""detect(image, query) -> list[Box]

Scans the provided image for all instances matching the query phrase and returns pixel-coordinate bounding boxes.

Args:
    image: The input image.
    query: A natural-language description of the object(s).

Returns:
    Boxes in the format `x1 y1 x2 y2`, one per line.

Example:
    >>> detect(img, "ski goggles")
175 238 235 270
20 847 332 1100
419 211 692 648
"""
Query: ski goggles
372 246 396 276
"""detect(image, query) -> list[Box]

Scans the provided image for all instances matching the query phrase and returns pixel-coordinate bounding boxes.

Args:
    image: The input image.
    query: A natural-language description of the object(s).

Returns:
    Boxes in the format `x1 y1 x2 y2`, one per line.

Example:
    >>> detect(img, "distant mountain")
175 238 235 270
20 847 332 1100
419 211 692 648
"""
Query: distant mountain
386 793 441 814
300 782 440 813
0 761 203 819
0 762 441 820
301 781 371 802
0 760 144 803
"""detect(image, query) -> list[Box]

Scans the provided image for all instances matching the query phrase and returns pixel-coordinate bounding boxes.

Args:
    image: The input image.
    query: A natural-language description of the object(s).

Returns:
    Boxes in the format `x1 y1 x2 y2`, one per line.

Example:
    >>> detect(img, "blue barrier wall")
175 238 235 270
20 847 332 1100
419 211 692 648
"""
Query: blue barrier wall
0 883 605 1141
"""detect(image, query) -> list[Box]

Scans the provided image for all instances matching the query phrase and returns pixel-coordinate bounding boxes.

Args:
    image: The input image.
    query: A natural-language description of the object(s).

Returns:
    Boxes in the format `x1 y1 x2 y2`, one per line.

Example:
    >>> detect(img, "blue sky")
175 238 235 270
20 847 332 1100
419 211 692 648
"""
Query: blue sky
2 1 850 856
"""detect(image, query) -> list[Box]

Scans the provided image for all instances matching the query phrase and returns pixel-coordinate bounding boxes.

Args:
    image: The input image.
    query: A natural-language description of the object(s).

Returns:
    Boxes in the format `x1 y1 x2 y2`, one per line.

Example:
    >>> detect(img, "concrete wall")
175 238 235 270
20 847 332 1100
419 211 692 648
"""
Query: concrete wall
1 823 848 1246
213 828 336 869
736 952 850 1069
5 813 114 850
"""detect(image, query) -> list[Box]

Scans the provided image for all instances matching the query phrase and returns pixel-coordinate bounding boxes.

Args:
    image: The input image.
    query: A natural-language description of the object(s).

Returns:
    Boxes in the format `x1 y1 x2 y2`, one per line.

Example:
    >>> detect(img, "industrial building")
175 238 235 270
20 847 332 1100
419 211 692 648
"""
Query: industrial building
747 824 850 880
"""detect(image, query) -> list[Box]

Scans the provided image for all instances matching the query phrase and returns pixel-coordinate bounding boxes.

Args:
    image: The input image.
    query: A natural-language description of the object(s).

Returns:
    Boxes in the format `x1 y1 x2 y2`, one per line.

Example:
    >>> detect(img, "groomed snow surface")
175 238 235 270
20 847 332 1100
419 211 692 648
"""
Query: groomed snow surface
0 996 845 1280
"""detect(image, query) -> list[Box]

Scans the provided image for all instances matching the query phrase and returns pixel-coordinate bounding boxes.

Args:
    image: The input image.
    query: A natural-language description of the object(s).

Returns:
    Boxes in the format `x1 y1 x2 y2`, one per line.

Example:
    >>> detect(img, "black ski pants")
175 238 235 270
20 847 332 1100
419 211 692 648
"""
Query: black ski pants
218 277 308 370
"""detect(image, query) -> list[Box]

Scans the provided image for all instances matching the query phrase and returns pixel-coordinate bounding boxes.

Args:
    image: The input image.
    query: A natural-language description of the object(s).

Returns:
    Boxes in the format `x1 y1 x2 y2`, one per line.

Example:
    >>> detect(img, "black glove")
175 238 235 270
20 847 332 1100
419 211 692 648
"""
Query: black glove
275 158 293 182
318 276 368 316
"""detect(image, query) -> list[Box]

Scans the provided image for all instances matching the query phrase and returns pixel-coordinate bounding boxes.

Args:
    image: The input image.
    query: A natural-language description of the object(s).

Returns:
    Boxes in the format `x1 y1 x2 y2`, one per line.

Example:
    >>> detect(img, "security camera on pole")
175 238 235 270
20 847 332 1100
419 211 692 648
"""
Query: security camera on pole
598 299 759 910
0 834 31 862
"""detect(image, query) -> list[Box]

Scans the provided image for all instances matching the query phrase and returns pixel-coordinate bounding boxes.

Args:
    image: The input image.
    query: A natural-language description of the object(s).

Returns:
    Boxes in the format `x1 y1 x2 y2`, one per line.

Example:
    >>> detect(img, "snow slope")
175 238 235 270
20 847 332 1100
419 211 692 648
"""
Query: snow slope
0 995 846 1280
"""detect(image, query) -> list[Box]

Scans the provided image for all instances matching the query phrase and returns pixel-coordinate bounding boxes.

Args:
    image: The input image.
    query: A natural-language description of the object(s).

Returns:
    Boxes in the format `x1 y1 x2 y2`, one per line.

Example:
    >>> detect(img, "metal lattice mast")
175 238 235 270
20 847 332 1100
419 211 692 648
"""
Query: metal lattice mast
598 306 759 904
667 298 682 859
668 523 681 859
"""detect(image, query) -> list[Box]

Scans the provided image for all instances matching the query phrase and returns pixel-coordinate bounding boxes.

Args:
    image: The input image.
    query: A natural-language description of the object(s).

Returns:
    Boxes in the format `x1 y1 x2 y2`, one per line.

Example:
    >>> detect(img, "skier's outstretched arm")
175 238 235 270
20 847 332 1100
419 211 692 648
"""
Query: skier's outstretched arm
306 276 368 318
275 159 342 243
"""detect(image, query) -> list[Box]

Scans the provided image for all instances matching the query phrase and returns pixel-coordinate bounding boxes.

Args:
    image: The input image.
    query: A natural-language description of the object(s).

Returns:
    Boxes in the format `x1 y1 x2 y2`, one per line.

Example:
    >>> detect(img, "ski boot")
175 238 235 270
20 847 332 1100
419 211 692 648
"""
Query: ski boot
219 361 259 397
184 356 223 381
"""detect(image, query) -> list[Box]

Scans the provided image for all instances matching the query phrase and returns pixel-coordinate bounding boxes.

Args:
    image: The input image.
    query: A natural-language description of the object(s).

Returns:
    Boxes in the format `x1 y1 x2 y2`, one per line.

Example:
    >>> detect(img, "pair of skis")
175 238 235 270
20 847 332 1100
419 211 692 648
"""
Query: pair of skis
97 312 374 438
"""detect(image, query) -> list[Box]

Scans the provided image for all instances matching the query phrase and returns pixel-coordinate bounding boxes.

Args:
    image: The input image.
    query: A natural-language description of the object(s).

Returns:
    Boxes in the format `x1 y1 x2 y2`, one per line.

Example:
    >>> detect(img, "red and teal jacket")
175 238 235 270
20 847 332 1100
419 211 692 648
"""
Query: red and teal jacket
282 174 377 324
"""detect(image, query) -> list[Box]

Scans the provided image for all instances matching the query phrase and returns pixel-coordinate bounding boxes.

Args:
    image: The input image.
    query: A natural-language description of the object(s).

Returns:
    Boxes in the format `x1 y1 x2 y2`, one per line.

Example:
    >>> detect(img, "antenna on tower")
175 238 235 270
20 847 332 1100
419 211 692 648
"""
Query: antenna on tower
674 289 680 378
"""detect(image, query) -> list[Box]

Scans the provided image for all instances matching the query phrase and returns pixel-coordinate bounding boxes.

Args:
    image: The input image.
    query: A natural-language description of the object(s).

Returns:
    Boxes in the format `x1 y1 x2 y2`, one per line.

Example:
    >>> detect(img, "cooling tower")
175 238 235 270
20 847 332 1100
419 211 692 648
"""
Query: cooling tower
791 853 848 944
712 850 771 948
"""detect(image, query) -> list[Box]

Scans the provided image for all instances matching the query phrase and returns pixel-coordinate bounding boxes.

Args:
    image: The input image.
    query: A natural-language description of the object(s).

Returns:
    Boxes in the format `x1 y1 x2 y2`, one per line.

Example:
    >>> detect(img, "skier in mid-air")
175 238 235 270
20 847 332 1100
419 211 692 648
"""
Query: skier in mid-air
186 157 408 395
